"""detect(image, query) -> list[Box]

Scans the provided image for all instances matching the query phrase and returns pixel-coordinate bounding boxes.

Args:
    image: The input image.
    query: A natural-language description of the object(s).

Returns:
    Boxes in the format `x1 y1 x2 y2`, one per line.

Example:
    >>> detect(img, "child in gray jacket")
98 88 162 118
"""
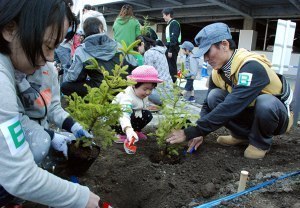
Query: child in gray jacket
180 41 199 102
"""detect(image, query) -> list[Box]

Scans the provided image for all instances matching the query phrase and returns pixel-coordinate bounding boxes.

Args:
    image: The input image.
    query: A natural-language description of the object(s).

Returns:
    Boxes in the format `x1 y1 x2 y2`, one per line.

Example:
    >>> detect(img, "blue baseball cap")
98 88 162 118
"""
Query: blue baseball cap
194 23 232 57
180 41 194 52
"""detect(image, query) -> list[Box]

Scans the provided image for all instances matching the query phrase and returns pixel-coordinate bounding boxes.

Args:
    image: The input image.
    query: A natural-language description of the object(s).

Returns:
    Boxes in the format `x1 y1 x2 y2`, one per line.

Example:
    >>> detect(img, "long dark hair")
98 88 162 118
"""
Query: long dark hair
0 0 77 67
118 4 134 20
135 35 156 52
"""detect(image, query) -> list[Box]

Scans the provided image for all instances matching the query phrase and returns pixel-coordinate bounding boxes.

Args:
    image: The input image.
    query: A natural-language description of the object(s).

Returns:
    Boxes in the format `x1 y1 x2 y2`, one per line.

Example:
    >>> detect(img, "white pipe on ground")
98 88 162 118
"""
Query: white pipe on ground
237 170 249 193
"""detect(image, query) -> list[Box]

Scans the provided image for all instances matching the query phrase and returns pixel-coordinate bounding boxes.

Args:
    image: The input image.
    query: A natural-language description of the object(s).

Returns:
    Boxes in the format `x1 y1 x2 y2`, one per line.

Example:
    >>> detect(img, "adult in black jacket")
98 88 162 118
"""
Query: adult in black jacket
162 8 181 83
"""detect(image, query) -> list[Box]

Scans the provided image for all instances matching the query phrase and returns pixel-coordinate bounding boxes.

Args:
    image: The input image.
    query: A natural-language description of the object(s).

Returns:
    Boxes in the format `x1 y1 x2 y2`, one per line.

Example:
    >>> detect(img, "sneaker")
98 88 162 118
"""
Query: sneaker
244 144 268 159
217 135 248 146
114 134 127 143
187 96 195 102
136 131 147 140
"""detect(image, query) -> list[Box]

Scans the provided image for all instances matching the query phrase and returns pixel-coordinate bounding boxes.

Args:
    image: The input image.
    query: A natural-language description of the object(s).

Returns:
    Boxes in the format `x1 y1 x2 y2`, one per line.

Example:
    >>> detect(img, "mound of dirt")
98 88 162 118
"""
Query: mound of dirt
25 126 300 208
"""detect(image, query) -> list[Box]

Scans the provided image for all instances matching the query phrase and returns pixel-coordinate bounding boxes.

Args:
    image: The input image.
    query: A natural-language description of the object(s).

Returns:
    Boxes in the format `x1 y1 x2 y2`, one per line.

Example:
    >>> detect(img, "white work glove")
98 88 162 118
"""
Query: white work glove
71 122 93 139
51 133 75 158
125 127 138 144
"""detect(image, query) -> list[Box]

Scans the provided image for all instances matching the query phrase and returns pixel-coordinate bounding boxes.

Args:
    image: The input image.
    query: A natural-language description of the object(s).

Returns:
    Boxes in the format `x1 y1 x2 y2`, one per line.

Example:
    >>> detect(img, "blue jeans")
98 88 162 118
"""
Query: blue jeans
184 79 194 91
207 88 289 150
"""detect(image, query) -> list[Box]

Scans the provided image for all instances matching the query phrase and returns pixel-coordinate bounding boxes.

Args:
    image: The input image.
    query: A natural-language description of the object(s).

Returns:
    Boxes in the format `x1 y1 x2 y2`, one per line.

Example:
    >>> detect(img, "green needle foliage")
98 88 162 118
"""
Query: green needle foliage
140 16 151 36
66 40 140 149
154 62 199 156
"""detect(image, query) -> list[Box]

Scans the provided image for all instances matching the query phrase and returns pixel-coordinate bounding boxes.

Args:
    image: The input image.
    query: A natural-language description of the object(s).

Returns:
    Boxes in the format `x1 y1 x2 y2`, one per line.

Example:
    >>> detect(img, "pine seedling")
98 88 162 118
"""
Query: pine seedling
154 62 199 156
140 16 152 36
66 40 140 149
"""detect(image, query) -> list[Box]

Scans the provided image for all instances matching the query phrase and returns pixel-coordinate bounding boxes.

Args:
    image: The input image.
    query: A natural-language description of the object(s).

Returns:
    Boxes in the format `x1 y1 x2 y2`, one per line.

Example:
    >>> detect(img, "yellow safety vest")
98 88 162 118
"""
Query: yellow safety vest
165 19 181 43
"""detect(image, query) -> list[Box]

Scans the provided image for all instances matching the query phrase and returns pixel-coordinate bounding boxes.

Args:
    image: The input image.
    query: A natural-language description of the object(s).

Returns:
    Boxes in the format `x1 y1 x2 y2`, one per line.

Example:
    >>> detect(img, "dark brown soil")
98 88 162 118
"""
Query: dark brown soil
66 142 100 176
25 126 300 208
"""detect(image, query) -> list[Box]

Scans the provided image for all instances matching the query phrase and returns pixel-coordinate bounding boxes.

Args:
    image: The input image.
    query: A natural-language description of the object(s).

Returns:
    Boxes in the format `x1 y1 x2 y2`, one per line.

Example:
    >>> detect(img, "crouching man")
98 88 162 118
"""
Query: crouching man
167 22 293 159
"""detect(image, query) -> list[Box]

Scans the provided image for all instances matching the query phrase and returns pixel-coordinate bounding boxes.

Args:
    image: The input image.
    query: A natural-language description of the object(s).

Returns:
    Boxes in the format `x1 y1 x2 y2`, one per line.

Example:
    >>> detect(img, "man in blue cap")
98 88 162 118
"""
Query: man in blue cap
167 22 294 159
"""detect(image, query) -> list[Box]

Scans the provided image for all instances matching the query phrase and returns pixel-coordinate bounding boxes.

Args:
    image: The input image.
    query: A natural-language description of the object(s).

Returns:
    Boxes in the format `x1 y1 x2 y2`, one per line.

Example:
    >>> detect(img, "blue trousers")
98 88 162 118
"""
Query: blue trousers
207 89 289 150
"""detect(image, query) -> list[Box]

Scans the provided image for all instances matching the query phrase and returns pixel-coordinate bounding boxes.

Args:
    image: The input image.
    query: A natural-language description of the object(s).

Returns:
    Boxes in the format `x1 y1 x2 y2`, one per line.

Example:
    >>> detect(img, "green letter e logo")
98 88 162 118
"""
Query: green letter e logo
0 115 26 155
8 120 25 148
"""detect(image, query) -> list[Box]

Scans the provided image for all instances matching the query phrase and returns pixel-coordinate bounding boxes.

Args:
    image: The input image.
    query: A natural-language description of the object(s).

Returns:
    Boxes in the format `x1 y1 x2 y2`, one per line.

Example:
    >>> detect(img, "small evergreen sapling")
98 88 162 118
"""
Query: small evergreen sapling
140 16 151 36
154 62 199 156
66 40 140 149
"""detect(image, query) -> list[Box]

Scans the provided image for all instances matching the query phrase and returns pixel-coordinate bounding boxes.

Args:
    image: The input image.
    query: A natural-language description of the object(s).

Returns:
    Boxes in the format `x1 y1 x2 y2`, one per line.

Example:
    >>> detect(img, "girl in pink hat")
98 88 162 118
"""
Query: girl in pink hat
112 65 163 143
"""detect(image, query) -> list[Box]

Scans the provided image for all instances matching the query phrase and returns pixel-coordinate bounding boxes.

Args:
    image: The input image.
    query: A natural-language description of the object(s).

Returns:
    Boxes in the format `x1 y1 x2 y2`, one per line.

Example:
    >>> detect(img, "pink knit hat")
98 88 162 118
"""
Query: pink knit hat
127 65 163 83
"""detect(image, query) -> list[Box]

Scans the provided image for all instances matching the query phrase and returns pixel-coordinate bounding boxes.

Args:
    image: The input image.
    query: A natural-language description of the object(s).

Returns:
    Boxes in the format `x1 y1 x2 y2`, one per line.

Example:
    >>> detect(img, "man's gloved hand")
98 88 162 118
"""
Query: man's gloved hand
51 133 76 158
71 122 93 138
125 127 138 144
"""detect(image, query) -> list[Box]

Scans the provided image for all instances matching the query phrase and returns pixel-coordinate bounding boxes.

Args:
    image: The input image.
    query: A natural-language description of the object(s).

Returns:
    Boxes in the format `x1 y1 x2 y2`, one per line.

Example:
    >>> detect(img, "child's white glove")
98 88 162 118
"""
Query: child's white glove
125 127 138 144
51 133 75 158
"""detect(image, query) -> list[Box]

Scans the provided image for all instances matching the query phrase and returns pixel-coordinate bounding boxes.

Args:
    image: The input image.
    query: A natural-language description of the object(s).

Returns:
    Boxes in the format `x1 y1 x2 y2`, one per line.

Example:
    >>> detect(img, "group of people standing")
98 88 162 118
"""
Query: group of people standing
60 5 187 105
0 1 295 208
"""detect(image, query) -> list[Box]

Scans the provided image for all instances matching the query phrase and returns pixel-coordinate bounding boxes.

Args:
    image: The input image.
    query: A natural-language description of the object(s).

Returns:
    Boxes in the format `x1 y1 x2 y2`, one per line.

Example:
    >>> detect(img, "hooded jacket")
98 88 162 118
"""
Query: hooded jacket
184 54 199 78
82 10 107 32
64 34 121 86
144 46 173 92
0 53 89 208
113 17 141 46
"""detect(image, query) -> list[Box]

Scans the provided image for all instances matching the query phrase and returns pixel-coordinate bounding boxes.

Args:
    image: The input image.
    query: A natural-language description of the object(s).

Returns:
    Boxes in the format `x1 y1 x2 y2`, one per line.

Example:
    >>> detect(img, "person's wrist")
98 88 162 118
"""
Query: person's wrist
71 122 82 134
124 126 132 133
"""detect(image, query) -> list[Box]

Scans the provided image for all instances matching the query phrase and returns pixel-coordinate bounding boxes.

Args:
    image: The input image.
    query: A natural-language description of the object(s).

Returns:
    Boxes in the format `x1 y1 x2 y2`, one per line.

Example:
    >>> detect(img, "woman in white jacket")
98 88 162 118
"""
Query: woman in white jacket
0 0 100 207
136 36 173 105
82 4 107 33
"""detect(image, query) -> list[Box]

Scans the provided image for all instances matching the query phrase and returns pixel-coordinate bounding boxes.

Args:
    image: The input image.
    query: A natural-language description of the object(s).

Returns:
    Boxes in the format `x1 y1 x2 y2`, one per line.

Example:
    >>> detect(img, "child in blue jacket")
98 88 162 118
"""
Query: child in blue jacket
180 41 199 102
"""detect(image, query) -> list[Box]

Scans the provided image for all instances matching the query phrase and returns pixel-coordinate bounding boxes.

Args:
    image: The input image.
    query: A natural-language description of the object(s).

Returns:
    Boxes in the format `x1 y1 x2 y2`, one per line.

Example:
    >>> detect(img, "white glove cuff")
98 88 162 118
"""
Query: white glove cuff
71 122 82 134
124 126 133 134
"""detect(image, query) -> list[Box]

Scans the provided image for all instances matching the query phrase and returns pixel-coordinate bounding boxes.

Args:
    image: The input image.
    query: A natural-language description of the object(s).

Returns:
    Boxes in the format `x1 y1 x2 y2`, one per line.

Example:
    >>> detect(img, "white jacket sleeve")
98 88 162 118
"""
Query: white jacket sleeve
47 64 70 128
19 114 52 164
143 51 154 66
0 63 90 208
189 56 199 77
115 93 133 131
